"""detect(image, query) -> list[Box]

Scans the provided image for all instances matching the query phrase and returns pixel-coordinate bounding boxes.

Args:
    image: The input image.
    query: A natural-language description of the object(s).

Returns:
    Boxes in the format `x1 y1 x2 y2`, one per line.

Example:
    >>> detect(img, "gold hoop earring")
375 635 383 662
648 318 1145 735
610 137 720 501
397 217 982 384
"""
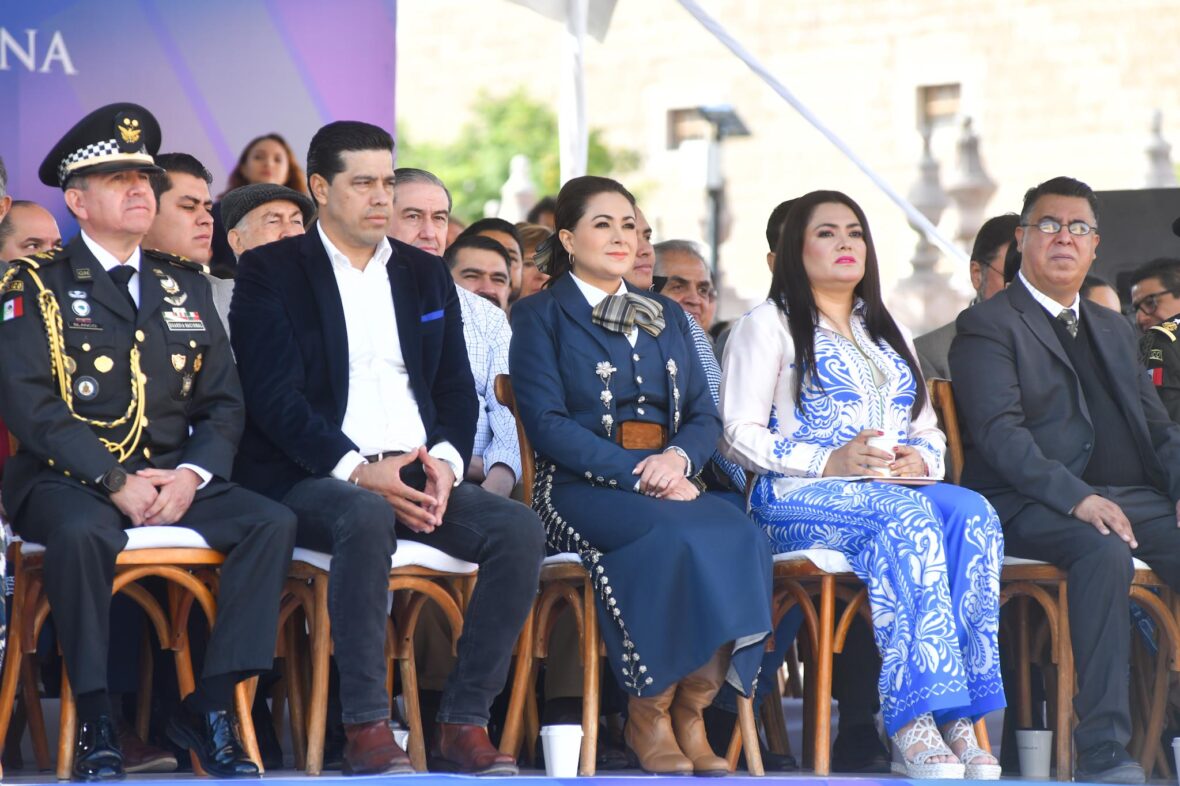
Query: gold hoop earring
569 252 576 268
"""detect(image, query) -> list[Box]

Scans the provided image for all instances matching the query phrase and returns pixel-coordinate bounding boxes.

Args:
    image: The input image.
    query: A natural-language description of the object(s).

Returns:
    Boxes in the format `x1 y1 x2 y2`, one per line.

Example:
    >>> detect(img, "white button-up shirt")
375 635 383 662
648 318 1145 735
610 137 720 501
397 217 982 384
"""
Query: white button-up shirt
320 224 462 484
1019 270 1081 324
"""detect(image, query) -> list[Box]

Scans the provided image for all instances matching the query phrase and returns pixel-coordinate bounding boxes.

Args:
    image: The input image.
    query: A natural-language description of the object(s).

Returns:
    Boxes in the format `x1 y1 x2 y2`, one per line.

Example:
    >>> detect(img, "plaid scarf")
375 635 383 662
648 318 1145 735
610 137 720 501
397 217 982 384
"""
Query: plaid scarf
591 292 665 337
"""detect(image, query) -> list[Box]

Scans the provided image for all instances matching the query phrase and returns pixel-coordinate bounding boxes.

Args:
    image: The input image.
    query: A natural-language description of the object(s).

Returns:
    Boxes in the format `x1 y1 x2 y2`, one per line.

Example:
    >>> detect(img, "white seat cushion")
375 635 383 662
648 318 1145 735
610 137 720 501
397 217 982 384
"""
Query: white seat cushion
291 540 477 574
772 548 854 574
1005 554 1151 571
18 526 211 557
542 552 583 567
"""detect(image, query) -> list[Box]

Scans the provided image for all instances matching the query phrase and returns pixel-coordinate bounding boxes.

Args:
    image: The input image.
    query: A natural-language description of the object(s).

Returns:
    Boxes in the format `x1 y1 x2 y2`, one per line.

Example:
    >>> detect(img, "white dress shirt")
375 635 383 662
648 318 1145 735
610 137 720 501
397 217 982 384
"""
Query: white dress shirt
456 288 520 481
570 272 638 347
319 224 463 484
1019 270 1081 324
81 231 211 488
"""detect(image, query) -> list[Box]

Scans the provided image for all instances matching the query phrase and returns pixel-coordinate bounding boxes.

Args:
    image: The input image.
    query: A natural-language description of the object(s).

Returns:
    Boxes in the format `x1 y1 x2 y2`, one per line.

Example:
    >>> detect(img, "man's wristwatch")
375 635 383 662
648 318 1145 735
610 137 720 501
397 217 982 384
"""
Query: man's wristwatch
100 465 128 495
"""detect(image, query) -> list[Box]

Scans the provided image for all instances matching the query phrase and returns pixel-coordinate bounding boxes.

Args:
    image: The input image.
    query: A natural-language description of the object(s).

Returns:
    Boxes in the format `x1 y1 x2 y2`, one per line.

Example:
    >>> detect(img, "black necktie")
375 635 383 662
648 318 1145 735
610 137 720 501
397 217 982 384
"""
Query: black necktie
108 265 137 312
1057 308 1078 339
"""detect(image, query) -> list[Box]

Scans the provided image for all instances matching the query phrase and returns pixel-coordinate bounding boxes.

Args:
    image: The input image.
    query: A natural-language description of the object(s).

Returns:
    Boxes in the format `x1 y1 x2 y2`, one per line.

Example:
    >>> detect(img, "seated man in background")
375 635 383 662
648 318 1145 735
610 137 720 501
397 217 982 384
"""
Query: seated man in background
455 218 524 305
143 153 215 267
0 200 61 261
1081 274 1121 312
0 155 11 224
653 239 716 333
1133 258 1180 424
915 213 1019 379
445 235 512 311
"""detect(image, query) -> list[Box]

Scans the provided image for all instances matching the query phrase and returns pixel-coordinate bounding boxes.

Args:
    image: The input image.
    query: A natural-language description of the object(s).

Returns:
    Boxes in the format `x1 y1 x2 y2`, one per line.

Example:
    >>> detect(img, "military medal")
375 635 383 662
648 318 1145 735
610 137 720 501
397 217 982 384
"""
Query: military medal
94 356 114 374
75 376 99 401
158 275 180 295
64 356 77 374
172 353 186 372
180 374 193 397
71 299 90 317
164 292 188 307
193 353 203 373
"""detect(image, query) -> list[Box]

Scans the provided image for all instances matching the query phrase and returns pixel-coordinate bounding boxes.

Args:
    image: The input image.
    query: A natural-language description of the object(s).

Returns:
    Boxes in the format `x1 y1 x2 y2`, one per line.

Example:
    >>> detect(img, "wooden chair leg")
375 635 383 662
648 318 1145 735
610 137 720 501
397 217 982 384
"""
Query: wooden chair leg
398 649 427 772
973 718 990 752
726 716 742 771
56 665 76 781
736 695 765 775
522 660 540 767
760 678 790 755
284 616 308 771
135 627 154 742
305 573 331 776
812 575 835 775
22 655 51 771
0 604 26 769
1016 596 1033 727
1056 581 1074 781
578 579 599 777
498 608 535 758
235 676 264 773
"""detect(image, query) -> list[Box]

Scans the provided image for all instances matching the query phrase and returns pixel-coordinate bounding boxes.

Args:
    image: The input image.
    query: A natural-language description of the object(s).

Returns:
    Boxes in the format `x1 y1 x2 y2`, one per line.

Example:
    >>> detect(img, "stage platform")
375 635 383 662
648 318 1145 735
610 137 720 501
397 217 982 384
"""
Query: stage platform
0 775 1094 786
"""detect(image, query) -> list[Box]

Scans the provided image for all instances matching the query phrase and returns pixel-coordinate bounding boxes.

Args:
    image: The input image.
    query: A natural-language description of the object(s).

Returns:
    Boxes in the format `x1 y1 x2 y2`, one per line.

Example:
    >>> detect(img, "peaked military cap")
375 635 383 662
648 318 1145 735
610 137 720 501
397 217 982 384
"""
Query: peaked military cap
39 102 163 188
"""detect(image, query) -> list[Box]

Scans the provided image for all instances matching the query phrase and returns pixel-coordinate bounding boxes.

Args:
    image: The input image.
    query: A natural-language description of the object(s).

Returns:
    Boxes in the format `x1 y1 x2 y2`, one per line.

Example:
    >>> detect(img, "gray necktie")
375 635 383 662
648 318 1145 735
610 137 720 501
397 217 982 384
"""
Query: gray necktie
1057 308 1078 339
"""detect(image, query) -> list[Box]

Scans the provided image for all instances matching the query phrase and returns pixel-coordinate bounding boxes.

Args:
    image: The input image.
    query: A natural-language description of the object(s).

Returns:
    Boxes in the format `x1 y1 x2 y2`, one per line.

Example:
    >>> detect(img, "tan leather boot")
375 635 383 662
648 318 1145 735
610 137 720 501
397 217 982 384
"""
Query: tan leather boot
624 683 693 774
671 648 731 775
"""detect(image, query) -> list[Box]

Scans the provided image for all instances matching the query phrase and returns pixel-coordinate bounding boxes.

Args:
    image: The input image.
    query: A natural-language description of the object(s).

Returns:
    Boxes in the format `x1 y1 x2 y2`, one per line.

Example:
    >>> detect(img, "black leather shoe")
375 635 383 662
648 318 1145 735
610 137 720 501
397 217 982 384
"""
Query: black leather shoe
1075 741 1145 784
166 700 260 778
74 714 124 781
831 722 890 774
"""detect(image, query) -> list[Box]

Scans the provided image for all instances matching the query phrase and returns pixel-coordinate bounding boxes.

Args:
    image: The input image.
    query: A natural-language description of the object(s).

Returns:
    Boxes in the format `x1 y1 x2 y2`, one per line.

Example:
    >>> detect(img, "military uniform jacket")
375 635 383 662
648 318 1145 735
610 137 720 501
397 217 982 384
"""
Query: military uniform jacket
0 234 244 518
1141 313 1180 425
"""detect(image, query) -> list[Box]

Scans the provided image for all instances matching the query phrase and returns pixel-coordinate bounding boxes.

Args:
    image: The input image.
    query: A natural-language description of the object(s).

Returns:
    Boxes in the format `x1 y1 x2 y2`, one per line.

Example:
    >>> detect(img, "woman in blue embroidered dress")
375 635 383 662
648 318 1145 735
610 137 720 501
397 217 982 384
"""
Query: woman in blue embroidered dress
719 191 1004 780
510 176 773 776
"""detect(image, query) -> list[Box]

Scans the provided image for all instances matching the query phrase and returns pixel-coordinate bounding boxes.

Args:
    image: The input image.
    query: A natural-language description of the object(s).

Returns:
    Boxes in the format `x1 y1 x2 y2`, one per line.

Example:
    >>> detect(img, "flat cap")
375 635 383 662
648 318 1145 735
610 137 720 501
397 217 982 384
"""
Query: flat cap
221 183 315 232
40 102 162 188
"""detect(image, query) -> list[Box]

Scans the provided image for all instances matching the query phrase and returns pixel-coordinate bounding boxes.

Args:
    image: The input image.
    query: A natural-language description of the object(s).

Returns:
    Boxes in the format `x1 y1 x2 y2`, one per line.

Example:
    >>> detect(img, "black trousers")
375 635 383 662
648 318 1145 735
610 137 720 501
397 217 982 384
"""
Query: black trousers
1003 484 1180 751
281 467 544 726
15 480 296 697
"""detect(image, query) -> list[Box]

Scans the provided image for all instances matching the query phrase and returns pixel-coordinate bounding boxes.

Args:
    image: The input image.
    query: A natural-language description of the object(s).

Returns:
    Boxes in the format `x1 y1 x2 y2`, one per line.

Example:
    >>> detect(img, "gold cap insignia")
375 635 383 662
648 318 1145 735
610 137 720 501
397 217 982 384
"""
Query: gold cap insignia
116 113 142 146
172 353 186 372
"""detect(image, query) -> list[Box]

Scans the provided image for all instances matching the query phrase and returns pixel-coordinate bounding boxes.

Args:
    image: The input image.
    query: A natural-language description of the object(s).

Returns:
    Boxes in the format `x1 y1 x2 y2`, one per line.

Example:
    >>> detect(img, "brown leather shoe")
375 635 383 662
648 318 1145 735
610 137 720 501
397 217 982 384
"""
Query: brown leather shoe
342 720 414 776
624 683 693 774
430 723 518 775
118 722 178 774
670 648 731 775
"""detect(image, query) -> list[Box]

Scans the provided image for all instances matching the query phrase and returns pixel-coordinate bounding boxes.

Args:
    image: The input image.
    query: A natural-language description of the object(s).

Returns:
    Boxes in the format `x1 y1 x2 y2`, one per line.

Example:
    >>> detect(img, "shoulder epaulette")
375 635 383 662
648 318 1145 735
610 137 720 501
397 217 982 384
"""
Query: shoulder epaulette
1149 321 1179 343
143 247 203 272
10 245 68 269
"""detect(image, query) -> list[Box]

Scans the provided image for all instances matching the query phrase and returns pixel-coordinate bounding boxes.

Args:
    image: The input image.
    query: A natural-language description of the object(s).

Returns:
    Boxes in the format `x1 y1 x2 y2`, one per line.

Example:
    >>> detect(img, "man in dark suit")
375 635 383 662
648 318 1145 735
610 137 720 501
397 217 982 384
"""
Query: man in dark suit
950 176 1180 784
229 121 544 776
0 102 295 781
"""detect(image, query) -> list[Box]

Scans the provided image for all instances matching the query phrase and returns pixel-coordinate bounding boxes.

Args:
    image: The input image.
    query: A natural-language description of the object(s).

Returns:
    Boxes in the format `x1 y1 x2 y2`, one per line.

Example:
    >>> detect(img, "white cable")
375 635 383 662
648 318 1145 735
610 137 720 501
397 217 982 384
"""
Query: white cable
677 0 968 263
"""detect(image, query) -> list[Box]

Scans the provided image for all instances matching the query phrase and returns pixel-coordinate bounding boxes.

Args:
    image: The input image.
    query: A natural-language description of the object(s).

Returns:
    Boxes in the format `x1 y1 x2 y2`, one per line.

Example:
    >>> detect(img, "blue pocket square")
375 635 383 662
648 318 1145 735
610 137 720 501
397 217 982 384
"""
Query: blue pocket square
421 309 444 322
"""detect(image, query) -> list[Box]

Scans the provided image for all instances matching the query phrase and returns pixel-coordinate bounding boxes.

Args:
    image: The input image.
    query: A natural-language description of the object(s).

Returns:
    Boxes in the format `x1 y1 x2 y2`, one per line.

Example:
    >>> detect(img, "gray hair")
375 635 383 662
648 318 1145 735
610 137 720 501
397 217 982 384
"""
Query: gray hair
0 155 7 199
652 239 707 277
394 167 452 212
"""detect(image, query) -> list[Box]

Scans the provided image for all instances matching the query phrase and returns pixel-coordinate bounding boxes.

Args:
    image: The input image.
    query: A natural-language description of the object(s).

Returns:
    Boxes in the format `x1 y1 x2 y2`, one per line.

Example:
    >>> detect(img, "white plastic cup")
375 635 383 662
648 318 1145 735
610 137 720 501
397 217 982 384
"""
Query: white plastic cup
1171 737 1180 785
866 436 898 477
1016 728 1053 778
540 724 583 777
391 726 410 752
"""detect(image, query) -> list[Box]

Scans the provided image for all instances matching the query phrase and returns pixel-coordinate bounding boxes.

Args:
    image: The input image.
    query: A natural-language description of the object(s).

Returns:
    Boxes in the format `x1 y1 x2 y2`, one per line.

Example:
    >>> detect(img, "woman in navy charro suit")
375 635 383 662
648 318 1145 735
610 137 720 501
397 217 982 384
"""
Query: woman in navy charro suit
509 176 772 776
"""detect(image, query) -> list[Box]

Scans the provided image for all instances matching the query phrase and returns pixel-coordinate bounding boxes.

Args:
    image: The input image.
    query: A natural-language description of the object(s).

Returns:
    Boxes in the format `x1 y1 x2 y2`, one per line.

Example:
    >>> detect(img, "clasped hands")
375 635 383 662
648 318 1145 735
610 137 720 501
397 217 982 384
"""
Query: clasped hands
632 450 698 501
352 446 454 533
111 468 201 526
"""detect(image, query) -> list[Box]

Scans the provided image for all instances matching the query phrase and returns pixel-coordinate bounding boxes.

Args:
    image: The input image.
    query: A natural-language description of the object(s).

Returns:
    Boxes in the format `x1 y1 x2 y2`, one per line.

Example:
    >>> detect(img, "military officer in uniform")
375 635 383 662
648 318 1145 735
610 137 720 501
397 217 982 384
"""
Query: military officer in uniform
0 103 296 781
1141 315 1180 422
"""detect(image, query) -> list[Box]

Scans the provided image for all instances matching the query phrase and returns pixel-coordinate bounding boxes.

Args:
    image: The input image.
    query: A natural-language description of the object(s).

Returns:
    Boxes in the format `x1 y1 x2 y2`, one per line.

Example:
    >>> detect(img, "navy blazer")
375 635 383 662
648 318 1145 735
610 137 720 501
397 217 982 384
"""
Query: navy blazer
229 231 477 500
509 274 720 489
950 277 1180 522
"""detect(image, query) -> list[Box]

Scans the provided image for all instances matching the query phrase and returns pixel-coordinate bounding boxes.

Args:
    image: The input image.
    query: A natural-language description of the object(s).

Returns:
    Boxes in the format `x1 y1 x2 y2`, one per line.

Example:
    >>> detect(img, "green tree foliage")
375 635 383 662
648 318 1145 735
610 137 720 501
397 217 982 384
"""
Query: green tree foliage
397 88 639 222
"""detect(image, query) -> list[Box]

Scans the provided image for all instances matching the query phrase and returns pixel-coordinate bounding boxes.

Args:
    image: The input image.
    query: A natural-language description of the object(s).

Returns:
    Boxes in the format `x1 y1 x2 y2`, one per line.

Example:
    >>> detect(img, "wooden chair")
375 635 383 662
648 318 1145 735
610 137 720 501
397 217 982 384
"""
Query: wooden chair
280 541 478 774
929 378 1072 777
1126 563 1180 778
493 373 766 776
0 528 264 780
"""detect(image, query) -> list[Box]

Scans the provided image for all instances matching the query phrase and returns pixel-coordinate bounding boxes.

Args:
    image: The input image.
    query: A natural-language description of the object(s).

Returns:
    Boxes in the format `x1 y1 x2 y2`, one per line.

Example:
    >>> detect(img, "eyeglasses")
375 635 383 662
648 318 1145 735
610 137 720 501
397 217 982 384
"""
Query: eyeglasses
1021 218 1098 237
1131 290 1179 317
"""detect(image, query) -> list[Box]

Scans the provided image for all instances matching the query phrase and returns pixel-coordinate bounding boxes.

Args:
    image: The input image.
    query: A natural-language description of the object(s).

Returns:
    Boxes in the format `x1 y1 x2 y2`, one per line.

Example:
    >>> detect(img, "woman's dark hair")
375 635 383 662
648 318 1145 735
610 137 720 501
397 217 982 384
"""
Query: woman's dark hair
1002 240 1022 283
769 189 926 418
221 133 307 197
535 175 635 284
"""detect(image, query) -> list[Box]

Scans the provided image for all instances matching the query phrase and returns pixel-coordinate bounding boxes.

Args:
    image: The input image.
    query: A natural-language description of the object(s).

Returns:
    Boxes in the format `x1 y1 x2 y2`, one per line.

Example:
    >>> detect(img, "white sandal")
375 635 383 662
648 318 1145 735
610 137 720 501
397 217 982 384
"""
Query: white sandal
942 718 1001 780
890 714 966 779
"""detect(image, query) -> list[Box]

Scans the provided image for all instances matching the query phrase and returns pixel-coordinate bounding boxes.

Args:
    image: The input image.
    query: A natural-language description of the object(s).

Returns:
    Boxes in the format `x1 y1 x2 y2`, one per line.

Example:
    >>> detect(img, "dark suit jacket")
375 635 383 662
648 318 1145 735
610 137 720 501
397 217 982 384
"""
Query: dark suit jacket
508 274 719 488
0 235 242 516
229 231 477 501
949 277 1180 523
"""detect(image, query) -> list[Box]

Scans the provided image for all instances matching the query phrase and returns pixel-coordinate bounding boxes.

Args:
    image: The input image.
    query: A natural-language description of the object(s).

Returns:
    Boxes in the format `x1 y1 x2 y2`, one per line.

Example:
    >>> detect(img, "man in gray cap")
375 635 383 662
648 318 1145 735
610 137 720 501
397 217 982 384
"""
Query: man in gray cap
204 183 313 336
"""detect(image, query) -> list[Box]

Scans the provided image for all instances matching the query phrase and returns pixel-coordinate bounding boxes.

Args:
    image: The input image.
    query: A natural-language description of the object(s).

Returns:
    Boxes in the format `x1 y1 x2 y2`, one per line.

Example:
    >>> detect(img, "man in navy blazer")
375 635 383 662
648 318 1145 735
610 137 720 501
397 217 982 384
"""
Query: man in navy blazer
229 121 543 776
951 177 1180 784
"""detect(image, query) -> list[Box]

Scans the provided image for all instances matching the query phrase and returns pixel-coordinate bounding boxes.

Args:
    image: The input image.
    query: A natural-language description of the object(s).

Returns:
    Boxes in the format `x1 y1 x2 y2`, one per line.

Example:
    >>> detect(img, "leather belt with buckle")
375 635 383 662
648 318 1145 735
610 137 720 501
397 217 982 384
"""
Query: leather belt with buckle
615 421 668 450
363 451 408 463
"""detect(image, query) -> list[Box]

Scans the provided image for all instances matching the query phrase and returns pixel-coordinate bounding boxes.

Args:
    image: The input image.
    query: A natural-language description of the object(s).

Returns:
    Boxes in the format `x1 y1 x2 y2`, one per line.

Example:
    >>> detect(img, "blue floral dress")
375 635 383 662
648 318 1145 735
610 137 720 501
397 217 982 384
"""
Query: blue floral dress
719 299 1004 734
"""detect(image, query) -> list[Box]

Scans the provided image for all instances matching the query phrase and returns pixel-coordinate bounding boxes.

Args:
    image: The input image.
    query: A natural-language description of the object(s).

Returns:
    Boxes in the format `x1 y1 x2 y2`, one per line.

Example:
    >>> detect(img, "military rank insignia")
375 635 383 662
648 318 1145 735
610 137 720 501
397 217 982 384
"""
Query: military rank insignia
115 112 143 151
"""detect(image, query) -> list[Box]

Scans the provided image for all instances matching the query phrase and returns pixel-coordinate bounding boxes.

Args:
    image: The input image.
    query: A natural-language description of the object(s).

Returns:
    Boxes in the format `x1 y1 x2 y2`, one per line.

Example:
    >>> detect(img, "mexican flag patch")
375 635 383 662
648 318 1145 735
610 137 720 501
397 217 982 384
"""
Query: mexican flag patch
3 296 23 321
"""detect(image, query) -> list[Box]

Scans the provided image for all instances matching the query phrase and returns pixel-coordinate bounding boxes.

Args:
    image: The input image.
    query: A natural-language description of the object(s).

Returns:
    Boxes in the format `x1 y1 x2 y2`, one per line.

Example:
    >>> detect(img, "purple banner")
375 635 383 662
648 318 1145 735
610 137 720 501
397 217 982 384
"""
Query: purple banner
0 0 397 231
